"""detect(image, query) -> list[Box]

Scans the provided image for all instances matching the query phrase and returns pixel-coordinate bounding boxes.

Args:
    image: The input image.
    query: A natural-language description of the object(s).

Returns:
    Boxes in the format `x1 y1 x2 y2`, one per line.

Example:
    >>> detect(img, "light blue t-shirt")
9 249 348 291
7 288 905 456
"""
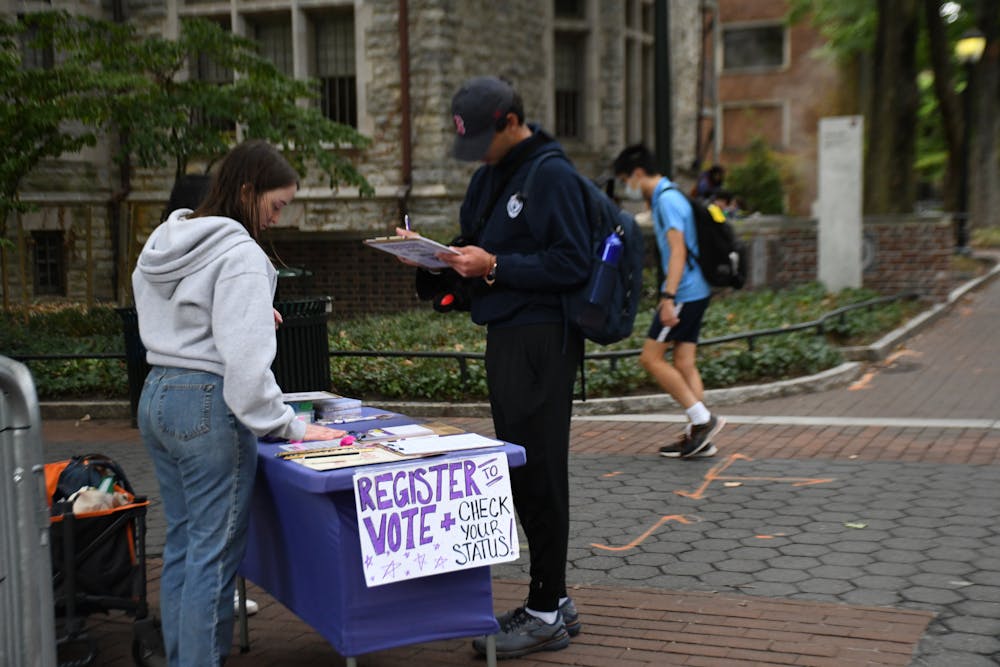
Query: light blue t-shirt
651 178 712 304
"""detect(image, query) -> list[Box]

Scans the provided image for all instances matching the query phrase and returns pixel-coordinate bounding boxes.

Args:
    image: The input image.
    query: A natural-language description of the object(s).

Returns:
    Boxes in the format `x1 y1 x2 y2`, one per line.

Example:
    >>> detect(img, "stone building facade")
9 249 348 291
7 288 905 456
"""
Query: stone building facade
3 0 705 318
2 0 955 319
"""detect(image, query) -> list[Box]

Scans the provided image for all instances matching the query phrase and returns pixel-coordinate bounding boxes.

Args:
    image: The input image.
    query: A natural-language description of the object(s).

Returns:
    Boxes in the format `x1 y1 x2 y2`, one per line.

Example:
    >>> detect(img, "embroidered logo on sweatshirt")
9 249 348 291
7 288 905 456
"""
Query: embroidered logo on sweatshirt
506 194 524 218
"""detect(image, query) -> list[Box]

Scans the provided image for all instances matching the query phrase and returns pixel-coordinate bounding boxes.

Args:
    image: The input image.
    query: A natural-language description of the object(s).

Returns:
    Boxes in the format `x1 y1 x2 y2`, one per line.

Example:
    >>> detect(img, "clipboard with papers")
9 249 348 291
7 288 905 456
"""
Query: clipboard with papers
362 235 460 270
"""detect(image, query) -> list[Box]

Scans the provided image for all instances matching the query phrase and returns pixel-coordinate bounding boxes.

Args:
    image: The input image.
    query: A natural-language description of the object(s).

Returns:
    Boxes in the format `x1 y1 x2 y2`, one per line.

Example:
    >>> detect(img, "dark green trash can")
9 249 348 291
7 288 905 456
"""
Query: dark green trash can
118 298 331 425
272 297 332 393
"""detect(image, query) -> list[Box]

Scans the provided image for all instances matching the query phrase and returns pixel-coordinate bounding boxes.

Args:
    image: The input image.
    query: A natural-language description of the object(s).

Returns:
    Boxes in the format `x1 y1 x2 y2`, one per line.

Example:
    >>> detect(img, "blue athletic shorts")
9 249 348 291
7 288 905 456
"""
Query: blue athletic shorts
646 296 711 344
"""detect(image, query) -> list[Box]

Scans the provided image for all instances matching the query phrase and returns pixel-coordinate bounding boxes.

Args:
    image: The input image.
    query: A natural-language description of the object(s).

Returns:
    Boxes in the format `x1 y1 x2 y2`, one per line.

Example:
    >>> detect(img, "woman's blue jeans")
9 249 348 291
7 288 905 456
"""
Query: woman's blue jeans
138 367 257 667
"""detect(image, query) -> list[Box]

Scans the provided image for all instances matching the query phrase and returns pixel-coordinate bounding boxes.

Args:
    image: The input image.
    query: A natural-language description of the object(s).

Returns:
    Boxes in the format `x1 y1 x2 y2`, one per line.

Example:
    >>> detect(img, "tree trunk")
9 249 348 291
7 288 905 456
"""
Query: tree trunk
968 1 1000 231
864 0 920 215
923 0 964 213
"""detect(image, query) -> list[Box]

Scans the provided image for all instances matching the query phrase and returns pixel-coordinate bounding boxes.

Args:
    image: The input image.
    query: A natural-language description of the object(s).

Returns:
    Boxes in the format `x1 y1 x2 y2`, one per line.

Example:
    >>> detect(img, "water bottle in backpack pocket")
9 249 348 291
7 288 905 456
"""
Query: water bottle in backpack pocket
578 232 624 330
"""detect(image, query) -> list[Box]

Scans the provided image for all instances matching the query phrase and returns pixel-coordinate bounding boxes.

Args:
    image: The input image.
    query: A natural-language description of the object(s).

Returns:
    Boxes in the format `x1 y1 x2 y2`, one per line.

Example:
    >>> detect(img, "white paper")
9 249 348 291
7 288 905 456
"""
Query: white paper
363 236 460 270
385 433 503 455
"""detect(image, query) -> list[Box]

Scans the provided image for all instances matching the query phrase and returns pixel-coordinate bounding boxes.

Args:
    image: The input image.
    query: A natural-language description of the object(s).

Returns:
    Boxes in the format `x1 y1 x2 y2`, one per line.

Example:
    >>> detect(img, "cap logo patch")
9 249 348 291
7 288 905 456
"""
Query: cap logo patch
453 114 466 136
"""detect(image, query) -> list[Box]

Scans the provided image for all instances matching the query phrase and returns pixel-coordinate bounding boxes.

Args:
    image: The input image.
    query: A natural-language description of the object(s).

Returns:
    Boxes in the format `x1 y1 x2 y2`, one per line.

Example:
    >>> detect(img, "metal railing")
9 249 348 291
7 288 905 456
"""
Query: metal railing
8 291 918 392
329 291 919 382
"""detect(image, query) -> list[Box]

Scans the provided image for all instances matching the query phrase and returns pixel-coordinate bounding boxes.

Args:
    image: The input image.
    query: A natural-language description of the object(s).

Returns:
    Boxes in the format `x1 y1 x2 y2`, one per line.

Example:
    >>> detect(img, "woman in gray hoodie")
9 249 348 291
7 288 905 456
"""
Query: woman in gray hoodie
133 140 343 667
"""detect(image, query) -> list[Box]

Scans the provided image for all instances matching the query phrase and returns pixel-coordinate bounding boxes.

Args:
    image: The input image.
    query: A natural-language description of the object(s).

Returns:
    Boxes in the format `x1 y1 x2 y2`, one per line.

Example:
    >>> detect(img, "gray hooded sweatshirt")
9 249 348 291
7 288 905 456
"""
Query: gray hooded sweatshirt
132 209 305 441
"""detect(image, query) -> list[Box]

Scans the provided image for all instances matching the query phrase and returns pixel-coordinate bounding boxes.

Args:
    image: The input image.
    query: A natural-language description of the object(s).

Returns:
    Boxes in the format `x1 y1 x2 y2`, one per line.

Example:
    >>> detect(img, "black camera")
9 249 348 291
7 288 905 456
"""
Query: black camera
414 235 477 313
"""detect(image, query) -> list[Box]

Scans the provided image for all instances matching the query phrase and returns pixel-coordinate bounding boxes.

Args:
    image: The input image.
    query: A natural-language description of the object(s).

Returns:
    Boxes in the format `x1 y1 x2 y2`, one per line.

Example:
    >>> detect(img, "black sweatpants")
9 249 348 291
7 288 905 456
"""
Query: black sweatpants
485 322 582 613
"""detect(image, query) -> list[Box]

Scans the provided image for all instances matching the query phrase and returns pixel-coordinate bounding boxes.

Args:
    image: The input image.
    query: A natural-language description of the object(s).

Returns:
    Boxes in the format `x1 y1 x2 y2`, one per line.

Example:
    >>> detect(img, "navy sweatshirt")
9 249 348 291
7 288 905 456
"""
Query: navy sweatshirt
458 128 590 329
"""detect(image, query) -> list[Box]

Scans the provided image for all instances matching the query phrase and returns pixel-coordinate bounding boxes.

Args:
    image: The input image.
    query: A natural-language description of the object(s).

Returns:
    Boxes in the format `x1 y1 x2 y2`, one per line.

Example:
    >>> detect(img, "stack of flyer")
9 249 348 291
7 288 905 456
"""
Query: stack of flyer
281 391 363 422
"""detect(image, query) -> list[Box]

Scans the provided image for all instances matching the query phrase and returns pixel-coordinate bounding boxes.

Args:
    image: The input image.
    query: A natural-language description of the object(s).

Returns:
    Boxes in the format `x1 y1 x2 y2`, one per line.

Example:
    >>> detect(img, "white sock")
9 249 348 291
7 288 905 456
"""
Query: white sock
558 596 569 606
686 402 711 426
525 607 559 625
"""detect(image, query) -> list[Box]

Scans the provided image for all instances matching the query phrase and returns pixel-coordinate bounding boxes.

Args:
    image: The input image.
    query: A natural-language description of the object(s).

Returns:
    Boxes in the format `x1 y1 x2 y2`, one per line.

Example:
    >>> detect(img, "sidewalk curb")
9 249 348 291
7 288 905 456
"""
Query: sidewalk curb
841 252 1000 362
38 254 1000 421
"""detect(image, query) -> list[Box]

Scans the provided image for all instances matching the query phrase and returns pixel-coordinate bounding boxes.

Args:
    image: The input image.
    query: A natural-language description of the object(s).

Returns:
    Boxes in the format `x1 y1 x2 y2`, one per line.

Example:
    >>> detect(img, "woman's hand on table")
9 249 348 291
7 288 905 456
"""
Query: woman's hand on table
303 423 346 441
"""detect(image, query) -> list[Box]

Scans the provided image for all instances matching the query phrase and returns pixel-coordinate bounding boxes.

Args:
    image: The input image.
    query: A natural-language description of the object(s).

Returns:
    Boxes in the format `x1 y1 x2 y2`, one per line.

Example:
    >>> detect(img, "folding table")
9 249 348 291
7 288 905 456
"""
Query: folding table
239 410 525 666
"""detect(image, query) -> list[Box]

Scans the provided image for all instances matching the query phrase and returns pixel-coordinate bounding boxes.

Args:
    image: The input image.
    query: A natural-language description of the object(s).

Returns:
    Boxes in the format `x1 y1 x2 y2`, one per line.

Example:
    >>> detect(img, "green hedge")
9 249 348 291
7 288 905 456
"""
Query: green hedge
3 282 920 402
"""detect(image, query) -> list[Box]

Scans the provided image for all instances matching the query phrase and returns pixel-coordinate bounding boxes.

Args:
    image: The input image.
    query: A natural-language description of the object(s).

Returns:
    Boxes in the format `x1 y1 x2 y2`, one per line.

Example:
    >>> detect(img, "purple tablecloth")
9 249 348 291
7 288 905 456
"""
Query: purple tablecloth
239 410 526 657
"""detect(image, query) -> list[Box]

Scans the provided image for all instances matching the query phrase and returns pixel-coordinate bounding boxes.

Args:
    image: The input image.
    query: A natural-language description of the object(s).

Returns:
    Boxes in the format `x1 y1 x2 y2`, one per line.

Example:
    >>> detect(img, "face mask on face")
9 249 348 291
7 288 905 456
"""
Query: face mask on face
622 178 643 201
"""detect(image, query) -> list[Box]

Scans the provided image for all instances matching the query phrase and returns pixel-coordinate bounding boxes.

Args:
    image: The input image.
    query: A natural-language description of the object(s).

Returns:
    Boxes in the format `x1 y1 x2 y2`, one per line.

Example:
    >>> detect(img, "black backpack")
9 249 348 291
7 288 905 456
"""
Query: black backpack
663 186 747 290
522 150 645 345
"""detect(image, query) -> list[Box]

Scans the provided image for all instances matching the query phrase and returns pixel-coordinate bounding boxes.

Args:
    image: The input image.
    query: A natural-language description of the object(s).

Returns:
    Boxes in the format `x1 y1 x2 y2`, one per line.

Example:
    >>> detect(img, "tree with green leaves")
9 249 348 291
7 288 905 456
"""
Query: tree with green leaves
0 12 140 309
2 10 373 309
790 0 997 225
69 15 372 192
726 137 786 215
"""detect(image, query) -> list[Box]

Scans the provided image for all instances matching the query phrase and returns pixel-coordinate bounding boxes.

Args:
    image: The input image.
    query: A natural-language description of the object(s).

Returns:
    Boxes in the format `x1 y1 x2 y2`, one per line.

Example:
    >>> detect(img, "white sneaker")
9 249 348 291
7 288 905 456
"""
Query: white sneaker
234 590 259 616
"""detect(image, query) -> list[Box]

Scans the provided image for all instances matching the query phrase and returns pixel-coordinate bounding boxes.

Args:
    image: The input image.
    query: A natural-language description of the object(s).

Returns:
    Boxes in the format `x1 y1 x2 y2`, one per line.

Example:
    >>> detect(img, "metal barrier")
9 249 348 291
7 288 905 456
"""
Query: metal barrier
0 356 57 667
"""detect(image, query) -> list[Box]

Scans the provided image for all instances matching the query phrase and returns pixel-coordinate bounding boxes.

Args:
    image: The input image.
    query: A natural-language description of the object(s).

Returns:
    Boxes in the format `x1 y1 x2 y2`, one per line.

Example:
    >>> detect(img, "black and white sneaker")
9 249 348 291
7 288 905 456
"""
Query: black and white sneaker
472 607 569 659
682 416 725 458
659 438 717 458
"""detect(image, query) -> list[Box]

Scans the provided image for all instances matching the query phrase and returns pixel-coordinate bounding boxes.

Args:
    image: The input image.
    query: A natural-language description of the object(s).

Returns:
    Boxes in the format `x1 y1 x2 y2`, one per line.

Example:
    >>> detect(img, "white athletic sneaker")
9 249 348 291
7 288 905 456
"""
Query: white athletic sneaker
234 589 259 616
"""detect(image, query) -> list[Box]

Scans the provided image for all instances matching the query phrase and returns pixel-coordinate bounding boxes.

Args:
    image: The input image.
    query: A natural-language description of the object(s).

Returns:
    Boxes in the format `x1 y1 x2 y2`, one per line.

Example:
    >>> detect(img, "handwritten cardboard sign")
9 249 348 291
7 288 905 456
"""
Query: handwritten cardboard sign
353 453 519 587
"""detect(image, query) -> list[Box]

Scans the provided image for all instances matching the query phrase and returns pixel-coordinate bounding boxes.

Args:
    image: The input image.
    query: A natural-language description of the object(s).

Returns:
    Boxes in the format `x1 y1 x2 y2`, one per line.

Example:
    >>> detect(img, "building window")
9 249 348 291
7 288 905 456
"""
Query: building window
256 21 293 77
554 32 583 139
32 230 65 296
18 16 55 70
554 0 584 19
315 12 357 128
623 0 654 144
722 24 786 71
193 19 235 132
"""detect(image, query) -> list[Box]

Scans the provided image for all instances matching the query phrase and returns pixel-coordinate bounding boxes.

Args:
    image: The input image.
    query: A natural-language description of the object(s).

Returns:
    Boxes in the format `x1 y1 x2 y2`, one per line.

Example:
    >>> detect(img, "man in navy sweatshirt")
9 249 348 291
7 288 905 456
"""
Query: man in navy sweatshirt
402 76 589 659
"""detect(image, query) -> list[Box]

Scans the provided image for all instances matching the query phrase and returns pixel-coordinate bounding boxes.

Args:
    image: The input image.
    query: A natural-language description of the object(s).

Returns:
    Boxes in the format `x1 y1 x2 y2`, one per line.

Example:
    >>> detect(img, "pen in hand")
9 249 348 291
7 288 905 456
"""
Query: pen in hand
404 214 411 231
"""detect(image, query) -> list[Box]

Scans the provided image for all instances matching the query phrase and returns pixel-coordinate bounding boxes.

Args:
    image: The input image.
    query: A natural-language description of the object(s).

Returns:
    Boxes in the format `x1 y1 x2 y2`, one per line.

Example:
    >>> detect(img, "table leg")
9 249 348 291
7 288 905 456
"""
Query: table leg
237 575 250 653
486 634 497 667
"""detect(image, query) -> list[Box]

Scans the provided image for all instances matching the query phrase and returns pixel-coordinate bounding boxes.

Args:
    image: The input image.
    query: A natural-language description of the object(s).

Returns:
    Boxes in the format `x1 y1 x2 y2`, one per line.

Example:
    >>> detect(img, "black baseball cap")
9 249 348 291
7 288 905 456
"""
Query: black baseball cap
450 76 515 162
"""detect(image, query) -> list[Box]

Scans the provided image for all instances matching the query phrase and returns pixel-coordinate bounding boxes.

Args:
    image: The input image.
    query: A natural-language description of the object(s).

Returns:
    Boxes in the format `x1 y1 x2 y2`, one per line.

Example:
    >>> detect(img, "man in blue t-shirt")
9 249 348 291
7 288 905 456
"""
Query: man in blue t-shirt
613 144 726 458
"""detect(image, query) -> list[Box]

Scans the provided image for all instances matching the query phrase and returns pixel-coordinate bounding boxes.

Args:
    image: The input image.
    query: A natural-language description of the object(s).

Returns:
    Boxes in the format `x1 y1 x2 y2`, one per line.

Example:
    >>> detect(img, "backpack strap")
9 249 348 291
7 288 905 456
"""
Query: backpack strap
520 148 591 399
659 184 699 272
519 148 568 203
470 135 554 243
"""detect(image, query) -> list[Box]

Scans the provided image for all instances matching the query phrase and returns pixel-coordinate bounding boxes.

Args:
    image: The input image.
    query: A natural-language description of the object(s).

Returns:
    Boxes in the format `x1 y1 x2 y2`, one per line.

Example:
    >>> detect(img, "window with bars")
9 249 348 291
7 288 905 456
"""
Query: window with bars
624 0 654 143
315 12 357 127
554 32 583 139
722 24 786 71
32 230 65 296
193 28 236 132
18 18 54 70
554 0 584 19
256 21 293 76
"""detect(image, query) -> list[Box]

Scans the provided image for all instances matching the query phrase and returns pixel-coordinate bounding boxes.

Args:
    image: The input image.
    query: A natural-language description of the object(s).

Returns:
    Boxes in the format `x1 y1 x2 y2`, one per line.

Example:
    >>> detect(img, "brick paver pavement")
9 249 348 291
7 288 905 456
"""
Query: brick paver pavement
36 273 1000 665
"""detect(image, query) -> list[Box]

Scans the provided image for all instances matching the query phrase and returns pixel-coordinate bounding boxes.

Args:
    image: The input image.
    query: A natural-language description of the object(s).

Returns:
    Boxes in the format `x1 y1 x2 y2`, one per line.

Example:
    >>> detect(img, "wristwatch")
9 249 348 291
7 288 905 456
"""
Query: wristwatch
660 291 675 300
483 256 498 286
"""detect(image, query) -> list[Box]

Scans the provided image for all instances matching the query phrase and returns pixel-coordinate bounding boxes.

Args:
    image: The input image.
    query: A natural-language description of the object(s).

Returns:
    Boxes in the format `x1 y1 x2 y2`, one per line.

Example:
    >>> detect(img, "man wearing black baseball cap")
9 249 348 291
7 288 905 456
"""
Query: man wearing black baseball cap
400 76 590 659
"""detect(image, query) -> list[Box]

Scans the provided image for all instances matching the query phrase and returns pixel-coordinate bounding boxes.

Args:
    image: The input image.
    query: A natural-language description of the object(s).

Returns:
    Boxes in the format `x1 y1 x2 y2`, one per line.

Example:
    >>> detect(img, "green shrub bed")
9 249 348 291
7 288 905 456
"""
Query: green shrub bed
3 282 921 402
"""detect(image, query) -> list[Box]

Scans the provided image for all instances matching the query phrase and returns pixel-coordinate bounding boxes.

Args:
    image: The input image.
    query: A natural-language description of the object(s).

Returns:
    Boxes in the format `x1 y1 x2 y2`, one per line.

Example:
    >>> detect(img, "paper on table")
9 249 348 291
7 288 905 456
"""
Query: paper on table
292 447 404 471
384 433 503 456
363 236 460 270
